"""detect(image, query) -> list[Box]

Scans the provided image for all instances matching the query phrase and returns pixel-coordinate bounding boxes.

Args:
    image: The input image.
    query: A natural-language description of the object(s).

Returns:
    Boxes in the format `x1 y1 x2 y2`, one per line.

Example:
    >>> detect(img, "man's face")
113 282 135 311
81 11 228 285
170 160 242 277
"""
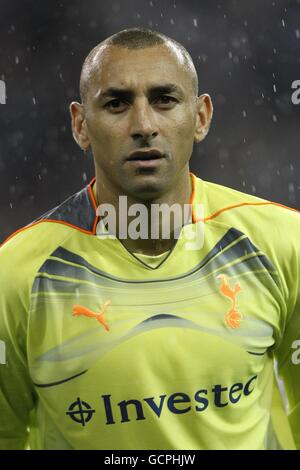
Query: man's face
76 44 207 200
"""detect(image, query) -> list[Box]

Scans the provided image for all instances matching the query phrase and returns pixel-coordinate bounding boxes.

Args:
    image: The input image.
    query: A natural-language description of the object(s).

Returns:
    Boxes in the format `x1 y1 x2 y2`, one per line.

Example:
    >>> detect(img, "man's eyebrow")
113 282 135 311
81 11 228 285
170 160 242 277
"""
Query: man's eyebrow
148 84 184 97
98 88 132 100
97 83 184 100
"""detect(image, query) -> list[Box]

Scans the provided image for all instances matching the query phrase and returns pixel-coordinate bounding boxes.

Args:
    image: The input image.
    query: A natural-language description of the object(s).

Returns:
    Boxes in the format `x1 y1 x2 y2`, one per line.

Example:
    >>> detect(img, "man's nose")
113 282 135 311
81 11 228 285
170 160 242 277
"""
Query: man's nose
129 99 158 141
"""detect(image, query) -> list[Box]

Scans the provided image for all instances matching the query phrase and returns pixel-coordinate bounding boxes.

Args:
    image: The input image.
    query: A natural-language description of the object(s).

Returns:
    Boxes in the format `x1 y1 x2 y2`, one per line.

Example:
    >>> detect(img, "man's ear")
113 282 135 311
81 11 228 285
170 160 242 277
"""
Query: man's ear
194 94 213 143
69 102 90 150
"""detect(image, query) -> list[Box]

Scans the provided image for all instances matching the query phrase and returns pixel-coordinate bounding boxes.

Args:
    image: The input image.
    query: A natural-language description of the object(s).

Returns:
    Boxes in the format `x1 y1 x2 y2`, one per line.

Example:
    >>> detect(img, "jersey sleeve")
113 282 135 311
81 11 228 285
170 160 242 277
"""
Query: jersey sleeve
274 210 300 449
0 222 73 449
0 236 36 450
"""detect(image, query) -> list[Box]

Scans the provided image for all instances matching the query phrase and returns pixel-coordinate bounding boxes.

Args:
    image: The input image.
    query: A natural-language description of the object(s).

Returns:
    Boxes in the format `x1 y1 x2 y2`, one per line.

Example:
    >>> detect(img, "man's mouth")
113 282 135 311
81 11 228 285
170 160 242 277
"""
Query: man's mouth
126 149 165 162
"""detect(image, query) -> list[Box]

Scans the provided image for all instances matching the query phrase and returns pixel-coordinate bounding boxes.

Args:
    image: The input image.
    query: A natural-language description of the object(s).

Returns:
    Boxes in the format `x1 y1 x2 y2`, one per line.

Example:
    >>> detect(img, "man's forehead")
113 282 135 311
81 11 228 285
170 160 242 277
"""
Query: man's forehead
92 42 185 67
89 45 187 94
89 43 188 85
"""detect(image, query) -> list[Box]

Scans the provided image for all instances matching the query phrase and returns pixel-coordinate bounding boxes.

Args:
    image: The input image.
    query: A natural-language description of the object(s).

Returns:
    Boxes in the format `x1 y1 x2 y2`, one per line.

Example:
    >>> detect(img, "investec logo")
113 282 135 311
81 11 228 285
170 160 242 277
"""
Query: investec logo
66 376 257 426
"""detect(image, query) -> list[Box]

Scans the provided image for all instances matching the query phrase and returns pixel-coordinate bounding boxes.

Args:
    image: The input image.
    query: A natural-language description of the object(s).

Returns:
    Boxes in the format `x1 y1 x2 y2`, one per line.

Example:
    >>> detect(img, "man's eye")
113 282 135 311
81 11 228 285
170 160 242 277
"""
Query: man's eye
105 99 127 112
154 96 177 107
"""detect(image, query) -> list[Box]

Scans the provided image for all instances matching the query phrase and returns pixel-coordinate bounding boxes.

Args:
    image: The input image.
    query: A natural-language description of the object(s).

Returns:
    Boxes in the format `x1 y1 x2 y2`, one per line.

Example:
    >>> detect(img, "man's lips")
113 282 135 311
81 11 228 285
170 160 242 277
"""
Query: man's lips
125 149 165 161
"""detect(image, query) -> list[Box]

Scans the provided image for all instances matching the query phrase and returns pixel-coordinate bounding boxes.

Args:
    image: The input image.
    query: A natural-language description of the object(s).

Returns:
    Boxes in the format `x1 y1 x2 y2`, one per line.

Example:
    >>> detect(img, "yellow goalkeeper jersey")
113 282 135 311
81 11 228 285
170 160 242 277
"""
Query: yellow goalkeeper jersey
0 173 299 450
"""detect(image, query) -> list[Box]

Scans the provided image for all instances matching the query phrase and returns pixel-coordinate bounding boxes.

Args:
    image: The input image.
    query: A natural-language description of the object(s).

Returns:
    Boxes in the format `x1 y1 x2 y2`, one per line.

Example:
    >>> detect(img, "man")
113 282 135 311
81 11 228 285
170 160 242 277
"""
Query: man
0 28 299 450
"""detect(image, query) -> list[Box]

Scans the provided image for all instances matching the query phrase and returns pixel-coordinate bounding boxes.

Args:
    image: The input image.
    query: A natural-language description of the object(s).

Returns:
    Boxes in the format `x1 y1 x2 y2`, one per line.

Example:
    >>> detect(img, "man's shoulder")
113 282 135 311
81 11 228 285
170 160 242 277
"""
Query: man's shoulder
199 177 300 229
0 179 98 283
31 178 97 233
197 177 300 294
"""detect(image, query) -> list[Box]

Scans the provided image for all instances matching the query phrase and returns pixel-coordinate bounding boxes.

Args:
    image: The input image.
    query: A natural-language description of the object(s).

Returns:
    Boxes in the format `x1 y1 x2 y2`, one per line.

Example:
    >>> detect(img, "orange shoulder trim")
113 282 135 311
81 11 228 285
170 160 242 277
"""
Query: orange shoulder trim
0 176 98 249
196 200 299 223
189 172 197 223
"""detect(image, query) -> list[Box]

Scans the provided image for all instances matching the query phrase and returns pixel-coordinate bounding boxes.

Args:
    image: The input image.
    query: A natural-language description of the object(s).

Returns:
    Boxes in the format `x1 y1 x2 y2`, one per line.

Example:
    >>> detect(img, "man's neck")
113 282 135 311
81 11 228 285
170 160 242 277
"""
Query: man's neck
92 172 192 256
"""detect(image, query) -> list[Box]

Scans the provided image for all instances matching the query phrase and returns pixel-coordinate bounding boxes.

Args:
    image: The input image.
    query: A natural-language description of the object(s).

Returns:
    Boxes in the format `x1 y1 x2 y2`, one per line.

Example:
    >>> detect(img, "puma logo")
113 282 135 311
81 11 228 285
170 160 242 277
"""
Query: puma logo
72 300 111 331
218 274 242 329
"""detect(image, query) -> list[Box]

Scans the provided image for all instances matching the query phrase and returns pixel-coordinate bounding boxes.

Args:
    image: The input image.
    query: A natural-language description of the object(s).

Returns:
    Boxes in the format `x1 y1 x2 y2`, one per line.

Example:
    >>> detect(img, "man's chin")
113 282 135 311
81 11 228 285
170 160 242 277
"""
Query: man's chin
124 175 168 201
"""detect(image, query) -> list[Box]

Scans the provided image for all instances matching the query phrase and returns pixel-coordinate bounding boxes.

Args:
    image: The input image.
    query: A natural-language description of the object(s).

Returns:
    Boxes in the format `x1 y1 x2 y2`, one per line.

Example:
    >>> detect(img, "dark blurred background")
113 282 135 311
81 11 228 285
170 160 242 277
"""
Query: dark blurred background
0 0 299 243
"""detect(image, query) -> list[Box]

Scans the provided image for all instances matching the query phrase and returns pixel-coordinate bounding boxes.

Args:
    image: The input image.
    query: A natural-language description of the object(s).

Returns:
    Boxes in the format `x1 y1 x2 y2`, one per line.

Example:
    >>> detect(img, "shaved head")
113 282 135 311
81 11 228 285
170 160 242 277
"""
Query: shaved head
79 27 199 104
70 26 213 211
